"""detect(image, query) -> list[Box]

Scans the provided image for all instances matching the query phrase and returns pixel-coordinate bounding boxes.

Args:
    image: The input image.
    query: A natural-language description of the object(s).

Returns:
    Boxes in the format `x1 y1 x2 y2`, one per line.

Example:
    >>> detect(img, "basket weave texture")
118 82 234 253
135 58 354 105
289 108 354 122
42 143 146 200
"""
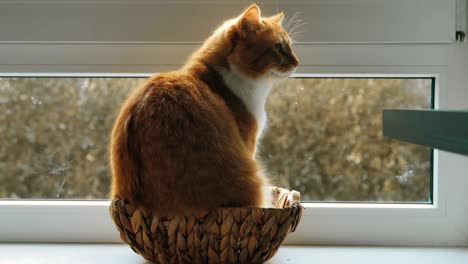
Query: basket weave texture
110 187 303 264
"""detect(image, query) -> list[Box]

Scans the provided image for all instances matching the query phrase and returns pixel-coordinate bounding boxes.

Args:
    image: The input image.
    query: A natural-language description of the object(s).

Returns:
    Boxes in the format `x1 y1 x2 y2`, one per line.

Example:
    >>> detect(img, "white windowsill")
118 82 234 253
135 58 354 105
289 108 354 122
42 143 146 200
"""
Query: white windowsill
0 244 467 264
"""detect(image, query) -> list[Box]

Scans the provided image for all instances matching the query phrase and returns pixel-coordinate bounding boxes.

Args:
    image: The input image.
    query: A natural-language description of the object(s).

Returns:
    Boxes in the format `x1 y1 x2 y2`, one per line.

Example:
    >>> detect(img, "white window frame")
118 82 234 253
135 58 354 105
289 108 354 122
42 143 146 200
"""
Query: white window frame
1 0 468 246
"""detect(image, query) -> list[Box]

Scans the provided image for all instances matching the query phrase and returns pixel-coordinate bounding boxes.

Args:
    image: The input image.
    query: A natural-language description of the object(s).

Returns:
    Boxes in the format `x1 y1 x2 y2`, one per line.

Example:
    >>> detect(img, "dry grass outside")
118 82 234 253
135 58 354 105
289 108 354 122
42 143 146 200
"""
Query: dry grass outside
0 77 431 202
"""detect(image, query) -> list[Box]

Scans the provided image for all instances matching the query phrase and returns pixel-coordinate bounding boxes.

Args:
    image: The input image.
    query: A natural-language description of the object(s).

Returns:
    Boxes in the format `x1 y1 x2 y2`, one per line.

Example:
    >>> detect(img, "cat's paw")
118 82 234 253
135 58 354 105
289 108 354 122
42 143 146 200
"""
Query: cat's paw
261 186 275 208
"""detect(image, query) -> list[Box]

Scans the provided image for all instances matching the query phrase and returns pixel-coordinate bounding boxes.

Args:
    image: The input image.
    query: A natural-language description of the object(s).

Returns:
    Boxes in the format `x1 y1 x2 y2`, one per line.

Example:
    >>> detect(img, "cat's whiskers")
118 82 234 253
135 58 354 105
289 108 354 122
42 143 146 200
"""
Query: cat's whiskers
286 18 304 35
290 31 304 42
288 22 307 39
284 11 301 32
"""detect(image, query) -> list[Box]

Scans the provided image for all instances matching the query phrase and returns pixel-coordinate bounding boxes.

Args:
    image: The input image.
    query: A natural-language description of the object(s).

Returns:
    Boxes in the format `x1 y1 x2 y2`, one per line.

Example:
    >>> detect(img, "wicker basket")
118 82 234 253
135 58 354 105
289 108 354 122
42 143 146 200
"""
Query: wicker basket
110 187 303 264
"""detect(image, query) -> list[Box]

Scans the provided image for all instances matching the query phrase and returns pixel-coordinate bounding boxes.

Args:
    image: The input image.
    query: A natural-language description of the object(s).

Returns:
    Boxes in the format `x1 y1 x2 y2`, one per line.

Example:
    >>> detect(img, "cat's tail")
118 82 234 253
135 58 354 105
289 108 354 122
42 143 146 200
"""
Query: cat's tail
109 96 142 203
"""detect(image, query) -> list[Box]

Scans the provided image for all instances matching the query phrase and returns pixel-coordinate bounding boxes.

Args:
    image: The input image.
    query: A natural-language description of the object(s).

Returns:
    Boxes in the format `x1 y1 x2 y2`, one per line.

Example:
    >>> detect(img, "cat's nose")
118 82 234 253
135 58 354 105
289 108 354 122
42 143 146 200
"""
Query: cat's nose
291 55 299 67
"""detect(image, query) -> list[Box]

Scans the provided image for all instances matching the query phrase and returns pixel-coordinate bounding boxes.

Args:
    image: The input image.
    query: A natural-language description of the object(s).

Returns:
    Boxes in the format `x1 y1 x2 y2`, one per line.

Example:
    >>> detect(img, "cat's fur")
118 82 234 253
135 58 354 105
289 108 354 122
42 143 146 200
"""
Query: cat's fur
110 4 299 215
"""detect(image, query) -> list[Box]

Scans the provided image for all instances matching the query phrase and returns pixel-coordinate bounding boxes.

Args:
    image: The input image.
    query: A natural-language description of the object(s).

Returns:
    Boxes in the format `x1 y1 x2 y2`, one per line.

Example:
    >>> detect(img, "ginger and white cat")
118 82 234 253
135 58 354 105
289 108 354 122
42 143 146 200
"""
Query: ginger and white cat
110 4 299 215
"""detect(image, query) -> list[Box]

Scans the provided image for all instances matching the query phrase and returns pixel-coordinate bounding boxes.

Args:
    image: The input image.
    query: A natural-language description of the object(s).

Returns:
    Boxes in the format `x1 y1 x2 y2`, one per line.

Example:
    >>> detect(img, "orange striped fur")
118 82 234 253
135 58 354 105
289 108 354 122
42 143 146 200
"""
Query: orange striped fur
110 4 299 215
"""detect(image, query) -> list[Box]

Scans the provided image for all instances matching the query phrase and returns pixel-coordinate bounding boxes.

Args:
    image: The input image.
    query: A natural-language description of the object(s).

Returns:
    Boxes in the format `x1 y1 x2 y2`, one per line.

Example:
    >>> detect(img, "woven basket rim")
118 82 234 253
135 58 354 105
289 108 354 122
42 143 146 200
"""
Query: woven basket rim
111 198 301 211
111 186 302 214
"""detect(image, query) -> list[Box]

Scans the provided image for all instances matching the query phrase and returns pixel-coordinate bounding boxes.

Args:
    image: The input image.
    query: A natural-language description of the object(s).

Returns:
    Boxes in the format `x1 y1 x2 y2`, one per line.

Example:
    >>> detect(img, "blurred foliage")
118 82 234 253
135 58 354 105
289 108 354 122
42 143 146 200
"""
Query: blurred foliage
258 78 432 202
0 78 146 199
0 77 431 202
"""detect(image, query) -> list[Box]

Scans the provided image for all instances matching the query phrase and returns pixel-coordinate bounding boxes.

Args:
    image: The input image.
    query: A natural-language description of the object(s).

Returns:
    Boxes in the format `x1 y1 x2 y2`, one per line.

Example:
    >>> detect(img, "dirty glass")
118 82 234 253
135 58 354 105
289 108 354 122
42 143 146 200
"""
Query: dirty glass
0 77 145 199
258 78 433 203
0 77 432 202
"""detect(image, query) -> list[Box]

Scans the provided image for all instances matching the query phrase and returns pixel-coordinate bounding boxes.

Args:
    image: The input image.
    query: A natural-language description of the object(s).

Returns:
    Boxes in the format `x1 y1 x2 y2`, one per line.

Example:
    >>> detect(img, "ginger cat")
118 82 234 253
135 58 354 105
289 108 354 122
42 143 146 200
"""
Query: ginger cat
110 4 299 215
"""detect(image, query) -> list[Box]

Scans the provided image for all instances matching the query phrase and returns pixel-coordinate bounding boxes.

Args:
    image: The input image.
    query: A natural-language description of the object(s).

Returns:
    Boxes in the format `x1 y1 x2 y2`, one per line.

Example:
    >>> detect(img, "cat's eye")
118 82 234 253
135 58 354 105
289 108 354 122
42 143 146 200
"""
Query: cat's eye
274 43 283 53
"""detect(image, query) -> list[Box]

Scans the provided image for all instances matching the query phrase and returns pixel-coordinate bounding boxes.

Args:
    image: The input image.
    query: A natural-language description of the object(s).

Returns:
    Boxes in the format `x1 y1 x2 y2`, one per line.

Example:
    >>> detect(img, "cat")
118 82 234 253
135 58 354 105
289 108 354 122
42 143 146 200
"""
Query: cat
110 4 299 215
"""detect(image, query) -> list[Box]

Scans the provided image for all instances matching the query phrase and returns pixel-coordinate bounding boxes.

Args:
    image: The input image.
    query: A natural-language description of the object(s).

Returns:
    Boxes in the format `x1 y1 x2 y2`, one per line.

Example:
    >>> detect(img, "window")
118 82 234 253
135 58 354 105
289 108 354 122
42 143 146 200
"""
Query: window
0 77 146 199
1 0 467 247
0 76 433 203
260 77 434 203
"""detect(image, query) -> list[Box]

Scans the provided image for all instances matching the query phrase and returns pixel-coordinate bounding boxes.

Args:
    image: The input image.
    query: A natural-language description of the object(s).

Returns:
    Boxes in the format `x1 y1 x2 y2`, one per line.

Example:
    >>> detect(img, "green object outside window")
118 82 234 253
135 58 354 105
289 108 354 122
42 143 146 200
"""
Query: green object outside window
383 109 468 156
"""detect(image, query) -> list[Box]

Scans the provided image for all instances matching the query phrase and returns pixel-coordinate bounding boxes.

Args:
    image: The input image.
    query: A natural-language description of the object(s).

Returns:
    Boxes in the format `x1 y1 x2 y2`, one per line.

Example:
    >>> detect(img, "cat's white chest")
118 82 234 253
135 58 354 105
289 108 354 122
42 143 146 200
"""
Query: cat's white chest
217 66 272 139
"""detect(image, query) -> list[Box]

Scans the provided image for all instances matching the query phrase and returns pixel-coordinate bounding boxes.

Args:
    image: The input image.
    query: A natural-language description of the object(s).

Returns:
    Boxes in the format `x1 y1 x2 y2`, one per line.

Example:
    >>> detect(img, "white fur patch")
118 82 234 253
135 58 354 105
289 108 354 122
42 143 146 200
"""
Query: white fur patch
216 64 273 141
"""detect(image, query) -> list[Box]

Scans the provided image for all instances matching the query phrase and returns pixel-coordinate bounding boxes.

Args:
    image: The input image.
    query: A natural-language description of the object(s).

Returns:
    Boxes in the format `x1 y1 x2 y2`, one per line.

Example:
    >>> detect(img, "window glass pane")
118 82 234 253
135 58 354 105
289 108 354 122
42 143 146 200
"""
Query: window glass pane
0 77 432 202
258 78 433 203
0 77 146 199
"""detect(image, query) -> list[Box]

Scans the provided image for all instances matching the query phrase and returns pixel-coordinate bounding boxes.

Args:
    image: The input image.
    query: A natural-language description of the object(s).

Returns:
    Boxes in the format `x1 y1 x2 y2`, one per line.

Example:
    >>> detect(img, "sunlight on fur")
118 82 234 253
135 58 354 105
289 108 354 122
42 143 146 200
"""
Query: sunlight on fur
110 4 299 215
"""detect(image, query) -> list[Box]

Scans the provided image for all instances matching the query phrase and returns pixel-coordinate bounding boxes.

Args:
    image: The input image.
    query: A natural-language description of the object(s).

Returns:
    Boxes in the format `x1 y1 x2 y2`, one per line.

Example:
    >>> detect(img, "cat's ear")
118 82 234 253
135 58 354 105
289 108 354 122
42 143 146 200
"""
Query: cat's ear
269 12 284 25
239 4 263 36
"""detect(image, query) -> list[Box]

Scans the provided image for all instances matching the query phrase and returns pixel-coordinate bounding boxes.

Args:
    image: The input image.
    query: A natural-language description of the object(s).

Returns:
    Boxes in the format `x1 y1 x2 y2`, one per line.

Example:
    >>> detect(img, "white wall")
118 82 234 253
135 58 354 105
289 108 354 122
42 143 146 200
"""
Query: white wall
0 0 456 43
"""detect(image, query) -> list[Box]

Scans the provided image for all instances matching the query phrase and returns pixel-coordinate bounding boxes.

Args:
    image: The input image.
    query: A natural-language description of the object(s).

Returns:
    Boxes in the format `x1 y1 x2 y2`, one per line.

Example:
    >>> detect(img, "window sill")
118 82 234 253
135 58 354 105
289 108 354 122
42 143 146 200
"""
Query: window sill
0 244 467 264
